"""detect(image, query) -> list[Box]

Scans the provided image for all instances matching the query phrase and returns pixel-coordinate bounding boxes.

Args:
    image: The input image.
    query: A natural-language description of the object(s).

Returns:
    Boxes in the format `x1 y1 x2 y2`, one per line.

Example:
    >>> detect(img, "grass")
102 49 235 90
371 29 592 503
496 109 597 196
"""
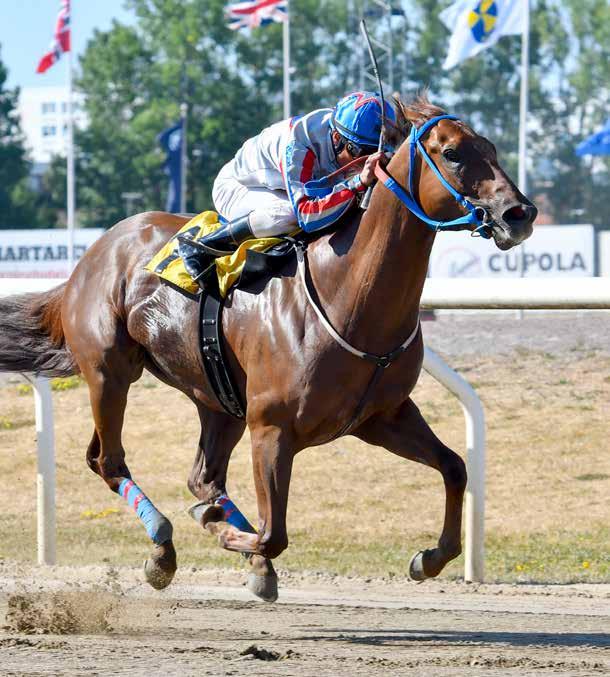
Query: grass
0 347 608 584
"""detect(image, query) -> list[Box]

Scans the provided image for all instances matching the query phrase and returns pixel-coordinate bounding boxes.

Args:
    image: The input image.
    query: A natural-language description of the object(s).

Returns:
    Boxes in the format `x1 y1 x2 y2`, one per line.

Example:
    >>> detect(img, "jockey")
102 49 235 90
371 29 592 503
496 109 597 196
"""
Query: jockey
201 91 395 253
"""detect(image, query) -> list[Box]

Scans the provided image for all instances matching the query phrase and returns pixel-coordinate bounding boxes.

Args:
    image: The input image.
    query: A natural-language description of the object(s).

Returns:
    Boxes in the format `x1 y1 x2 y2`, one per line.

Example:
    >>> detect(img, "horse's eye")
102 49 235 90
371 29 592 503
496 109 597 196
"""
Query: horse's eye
443 148 461 164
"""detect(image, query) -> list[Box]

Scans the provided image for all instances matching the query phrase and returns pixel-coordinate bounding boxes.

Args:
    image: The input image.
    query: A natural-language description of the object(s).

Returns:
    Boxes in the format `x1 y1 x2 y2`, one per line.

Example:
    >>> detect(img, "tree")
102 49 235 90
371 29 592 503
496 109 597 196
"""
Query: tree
398 0 608 226
528 0 610 226
40 0 358 227
37 0 608 228
0 46 38 227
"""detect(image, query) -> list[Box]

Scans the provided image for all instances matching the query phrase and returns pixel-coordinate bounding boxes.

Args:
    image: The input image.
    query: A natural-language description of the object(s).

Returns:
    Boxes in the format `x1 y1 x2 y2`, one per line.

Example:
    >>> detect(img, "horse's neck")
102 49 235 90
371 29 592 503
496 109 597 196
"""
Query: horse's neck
309 186 435 355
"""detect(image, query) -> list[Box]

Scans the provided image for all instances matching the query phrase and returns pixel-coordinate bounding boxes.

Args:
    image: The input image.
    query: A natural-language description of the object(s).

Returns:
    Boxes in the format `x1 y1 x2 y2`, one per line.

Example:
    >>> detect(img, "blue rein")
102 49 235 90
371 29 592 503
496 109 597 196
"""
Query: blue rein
378 114 492 238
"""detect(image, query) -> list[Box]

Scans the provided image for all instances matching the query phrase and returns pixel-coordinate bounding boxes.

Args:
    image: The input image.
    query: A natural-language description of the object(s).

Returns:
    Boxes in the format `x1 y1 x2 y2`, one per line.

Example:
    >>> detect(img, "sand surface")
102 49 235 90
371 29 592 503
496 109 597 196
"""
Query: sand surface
0 564 608 676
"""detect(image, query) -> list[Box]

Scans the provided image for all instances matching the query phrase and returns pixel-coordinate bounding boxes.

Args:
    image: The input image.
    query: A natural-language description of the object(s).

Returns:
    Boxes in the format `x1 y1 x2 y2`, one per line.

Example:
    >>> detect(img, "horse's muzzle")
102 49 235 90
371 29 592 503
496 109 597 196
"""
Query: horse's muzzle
490 202 537 250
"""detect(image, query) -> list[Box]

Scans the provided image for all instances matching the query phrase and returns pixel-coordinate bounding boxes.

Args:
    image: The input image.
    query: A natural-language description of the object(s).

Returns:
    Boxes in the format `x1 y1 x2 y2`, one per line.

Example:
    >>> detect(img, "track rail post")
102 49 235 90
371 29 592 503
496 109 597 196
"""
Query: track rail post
29 376 57 565
423 347 486 582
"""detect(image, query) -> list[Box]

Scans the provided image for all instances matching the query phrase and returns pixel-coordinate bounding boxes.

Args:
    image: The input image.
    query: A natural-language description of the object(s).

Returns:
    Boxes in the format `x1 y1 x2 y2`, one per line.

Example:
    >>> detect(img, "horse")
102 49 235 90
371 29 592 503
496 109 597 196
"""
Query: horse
0 96 536 601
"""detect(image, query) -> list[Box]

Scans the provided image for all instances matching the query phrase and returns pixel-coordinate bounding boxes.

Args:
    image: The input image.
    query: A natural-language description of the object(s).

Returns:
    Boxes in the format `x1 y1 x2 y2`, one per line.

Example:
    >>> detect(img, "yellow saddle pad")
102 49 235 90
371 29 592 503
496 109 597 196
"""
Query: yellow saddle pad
145 211 282 297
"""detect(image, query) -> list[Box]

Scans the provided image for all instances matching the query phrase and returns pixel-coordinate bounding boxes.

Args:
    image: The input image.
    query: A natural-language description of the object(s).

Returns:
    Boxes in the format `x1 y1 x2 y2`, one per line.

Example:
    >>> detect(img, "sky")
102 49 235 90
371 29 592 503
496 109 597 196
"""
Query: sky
0 0 135 89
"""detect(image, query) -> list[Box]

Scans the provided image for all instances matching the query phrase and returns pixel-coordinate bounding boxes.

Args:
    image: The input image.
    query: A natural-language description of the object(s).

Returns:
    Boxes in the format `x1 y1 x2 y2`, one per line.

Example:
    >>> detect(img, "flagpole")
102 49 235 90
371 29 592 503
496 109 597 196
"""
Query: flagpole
518 0 529 195
517 0 530 315
180 102 188 213
66 32 76 273
283 0 291 118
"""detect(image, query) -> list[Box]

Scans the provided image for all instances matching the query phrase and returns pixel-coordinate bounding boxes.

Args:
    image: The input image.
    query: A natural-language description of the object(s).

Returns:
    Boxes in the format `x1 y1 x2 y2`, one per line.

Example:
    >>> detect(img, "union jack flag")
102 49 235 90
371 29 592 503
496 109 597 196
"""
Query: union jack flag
37 0 71 74
226 0 287 31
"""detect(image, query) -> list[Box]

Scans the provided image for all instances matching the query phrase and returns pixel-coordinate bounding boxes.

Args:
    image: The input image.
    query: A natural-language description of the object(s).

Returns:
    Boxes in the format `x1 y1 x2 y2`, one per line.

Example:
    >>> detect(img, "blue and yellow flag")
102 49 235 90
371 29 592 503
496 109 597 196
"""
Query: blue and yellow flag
440 0 526 70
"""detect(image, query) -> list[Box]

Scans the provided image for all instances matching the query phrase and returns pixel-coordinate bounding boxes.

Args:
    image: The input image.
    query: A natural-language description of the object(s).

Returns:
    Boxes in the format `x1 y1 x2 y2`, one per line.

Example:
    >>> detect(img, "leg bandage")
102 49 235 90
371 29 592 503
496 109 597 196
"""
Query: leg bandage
216 494 256 533
118 479 173 545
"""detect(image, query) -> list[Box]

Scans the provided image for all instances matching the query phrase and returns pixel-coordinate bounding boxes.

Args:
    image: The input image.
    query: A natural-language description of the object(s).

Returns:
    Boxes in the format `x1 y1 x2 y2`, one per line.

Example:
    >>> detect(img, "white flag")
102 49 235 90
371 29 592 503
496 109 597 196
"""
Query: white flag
440 0 526 70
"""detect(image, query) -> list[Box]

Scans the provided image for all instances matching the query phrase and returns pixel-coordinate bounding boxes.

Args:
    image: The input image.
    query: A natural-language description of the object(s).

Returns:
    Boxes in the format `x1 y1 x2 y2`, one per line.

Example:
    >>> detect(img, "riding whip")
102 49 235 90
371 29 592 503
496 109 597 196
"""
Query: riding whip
359 18 386 211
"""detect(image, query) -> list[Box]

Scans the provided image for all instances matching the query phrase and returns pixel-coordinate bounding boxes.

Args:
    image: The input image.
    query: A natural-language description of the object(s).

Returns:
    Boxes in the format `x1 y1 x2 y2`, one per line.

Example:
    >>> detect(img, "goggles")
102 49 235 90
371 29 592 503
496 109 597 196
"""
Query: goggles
345 138 378 158
334 134 377 159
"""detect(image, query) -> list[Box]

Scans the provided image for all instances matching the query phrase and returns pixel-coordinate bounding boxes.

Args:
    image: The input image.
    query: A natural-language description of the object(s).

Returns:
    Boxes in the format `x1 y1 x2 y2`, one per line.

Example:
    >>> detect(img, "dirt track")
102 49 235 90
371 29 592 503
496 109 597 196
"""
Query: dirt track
0 565 608 676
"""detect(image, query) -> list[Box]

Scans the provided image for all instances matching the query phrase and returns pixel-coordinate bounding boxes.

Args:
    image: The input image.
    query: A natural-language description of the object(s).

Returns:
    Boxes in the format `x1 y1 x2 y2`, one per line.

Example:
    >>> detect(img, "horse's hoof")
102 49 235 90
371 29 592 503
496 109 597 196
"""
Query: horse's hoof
408 550 431 582
144 542 177 590
247 572 278 602
187 501 224 528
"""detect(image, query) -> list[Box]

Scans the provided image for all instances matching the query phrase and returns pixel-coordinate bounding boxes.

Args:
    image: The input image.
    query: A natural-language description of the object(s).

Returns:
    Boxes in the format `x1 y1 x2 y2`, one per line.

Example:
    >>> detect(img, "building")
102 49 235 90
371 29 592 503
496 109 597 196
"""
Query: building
17 86 86 185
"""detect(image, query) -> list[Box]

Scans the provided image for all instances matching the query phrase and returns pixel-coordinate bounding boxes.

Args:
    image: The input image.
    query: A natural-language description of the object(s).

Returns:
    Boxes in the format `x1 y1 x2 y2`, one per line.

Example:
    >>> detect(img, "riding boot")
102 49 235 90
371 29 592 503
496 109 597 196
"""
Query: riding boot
198 214 254 255
177 215 254 286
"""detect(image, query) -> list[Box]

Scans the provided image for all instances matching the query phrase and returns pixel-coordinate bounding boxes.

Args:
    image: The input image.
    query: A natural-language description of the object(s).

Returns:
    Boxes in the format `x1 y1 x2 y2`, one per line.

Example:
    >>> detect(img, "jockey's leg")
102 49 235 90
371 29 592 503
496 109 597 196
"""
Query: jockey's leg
181 184 298 280
198 193 297 253
212 177 297 245
195 213 254 254
246 191 296 237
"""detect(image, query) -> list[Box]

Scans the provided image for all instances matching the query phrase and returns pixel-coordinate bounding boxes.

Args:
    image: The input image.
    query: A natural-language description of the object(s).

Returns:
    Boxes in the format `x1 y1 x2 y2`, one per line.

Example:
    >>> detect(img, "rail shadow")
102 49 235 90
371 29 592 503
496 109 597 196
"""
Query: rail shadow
296 628 610 649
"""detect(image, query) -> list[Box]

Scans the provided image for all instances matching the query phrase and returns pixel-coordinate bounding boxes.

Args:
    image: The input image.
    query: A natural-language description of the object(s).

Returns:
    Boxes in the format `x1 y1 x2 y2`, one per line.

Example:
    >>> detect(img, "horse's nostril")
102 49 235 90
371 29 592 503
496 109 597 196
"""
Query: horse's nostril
503 204 537 224
505 206 525 221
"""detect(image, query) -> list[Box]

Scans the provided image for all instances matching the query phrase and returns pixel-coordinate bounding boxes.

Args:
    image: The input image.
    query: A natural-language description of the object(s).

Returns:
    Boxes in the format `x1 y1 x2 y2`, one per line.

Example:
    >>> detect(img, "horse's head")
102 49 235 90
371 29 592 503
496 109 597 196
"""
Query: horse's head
385 95 537 250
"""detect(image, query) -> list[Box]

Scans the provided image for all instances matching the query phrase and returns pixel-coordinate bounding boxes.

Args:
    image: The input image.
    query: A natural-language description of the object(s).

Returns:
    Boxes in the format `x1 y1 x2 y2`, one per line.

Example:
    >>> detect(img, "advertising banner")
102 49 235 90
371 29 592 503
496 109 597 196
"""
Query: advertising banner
0 228 104 278
428 225 595 278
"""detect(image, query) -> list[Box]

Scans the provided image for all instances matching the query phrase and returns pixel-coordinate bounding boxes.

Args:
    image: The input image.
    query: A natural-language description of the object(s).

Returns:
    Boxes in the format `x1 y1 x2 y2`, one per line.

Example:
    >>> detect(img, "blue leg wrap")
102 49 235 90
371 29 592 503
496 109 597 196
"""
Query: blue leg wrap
118 479 173 545
216 494 256 533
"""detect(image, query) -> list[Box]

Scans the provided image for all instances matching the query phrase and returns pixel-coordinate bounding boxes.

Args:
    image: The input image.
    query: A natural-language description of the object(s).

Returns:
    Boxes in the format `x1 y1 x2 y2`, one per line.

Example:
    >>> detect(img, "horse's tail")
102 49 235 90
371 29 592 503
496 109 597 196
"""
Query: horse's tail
0 283 78 377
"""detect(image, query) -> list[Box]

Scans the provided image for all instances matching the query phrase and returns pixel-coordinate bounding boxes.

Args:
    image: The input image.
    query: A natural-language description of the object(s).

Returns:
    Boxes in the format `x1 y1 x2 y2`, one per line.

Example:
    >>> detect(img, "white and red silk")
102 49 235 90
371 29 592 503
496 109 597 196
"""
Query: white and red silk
291 147 365 233
211 109 365 237
36 0 71 74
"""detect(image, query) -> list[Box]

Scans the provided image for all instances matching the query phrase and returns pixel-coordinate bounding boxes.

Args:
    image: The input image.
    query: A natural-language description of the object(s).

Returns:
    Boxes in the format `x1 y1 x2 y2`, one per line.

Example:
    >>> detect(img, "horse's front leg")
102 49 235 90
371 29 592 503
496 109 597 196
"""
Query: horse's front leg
186 407 279 602
205 424 294 601
355 397 467 580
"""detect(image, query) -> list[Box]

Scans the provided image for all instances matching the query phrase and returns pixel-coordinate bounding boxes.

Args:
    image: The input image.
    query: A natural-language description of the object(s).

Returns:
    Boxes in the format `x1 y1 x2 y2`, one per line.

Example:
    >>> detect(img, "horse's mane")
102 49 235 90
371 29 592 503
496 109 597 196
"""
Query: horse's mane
385 92 447 148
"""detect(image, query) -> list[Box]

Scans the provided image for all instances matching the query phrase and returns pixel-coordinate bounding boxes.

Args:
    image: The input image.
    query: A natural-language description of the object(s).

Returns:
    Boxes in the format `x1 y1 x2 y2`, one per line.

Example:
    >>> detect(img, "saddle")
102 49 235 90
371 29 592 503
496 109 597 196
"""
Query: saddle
145 211 290 298
145 211 304 419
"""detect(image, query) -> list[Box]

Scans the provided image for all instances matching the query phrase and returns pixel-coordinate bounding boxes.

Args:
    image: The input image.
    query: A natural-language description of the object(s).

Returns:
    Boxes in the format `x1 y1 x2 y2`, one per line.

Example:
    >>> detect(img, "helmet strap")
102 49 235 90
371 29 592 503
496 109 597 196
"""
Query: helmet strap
332 132 346 158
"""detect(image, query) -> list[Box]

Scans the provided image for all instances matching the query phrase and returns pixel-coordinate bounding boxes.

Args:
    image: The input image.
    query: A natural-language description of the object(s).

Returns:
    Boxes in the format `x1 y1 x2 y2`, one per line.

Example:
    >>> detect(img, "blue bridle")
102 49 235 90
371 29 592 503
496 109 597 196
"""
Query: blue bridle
377 114 492 238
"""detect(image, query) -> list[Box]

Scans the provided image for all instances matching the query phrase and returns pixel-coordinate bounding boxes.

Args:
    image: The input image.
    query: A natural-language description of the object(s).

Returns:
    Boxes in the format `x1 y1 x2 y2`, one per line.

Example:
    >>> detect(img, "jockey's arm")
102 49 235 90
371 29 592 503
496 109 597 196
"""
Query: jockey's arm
284 142 368 234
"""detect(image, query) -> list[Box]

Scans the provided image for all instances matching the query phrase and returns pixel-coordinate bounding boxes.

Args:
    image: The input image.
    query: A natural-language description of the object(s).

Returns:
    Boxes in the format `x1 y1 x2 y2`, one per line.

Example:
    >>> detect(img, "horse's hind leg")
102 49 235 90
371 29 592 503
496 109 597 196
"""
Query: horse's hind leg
79 349 177 590
355 397 467 581
186 407 278 601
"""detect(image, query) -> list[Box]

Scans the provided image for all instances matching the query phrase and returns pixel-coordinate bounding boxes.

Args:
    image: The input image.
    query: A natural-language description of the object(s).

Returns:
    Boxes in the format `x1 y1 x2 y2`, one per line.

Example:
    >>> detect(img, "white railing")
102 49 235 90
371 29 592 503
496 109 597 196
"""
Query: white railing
421 277 610 309
2 277 609 580
29 376 56 565
420 276 610 582
422 348 485 583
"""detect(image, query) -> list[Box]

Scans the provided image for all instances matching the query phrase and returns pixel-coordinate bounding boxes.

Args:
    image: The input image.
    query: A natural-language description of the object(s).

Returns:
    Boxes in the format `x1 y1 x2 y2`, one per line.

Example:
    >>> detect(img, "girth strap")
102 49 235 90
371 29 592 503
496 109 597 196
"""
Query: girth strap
199 280 246 419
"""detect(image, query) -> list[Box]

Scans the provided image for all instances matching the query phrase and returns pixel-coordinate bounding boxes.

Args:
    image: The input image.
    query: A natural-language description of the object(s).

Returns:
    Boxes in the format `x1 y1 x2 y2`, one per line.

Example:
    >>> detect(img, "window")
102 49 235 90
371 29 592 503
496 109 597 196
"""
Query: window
42 125 57 137
41 102 56 114
62 102 68 113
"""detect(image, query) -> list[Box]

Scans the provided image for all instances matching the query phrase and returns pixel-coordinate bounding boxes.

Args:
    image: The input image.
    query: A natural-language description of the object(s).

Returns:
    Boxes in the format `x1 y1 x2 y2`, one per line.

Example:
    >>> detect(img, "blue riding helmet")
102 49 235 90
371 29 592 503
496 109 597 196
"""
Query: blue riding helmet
331 91 396 151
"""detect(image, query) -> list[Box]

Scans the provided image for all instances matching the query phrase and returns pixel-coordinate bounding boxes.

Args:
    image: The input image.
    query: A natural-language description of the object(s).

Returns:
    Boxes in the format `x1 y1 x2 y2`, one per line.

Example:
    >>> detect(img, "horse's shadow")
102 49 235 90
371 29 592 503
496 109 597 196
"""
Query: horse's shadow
295 628 610 649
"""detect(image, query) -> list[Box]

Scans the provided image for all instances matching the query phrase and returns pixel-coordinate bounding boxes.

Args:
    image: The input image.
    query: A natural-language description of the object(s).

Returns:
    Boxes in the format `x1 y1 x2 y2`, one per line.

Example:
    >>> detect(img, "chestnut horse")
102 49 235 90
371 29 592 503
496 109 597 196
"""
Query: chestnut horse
0 97 535 600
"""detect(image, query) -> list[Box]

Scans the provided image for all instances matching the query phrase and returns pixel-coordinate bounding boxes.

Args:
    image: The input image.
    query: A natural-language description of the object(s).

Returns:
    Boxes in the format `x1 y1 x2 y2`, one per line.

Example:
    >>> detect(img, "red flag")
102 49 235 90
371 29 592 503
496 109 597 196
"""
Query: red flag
37 1 71 74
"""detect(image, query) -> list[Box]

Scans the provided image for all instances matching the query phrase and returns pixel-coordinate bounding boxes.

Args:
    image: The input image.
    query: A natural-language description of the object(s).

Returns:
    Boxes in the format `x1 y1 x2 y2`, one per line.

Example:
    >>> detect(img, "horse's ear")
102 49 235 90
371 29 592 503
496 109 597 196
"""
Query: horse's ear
384 94 410 149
